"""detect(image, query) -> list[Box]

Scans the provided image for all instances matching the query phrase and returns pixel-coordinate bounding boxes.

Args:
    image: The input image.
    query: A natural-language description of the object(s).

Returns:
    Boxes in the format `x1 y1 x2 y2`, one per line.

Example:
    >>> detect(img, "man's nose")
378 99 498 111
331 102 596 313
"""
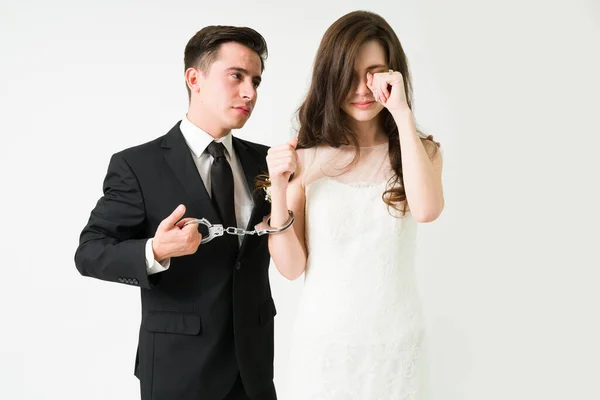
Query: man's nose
241 81 257 101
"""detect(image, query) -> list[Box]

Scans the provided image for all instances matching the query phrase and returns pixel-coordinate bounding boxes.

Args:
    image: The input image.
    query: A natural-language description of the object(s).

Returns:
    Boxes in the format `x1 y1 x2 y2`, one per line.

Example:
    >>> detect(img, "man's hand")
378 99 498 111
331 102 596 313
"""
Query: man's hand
152 204 202 262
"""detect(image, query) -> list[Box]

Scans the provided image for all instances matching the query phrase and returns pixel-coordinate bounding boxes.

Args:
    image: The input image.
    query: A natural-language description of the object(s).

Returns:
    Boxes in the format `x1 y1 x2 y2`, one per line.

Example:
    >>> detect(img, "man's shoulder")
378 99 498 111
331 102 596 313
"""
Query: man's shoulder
117 135 164 157
113 122 181 161
233 136 269 156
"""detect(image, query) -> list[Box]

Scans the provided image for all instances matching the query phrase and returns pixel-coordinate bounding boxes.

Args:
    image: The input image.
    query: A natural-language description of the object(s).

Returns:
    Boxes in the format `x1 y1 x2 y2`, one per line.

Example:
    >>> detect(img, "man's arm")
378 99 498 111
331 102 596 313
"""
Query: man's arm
74 152 156 289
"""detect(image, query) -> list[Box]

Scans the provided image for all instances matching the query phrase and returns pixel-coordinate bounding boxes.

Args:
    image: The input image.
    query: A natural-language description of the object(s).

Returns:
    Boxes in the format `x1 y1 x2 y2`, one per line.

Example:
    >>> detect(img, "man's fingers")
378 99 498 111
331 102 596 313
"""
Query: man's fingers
161 204 186 229
176 217 199 229
288 136 298 149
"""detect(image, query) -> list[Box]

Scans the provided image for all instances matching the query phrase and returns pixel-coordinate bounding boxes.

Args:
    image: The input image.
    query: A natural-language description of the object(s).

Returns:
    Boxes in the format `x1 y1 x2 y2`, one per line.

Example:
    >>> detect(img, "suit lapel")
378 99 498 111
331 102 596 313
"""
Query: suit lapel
160 125 269 255
232 137 270 252
162 123 220 224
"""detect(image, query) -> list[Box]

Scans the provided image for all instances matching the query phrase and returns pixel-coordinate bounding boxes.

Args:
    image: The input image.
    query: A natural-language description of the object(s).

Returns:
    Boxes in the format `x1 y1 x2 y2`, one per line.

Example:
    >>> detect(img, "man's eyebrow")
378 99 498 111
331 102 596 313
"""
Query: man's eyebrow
227 67 262 82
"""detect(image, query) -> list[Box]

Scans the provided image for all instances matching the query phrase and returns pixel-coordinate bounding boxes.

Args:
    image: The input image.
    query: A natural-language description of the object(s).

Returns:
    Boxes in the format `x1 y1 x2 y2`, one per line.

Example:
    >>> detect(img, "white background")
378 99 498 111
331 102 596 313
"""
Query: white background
1 0 599 399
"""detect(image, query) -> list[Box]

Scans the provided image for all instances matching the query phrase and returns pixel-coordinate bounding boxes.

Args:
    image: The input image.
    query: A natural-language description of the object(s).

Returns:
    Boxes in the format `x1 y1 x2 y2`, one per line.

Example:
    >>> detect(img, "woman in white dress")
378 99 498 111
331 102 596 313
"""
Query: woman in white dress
264 10 444 400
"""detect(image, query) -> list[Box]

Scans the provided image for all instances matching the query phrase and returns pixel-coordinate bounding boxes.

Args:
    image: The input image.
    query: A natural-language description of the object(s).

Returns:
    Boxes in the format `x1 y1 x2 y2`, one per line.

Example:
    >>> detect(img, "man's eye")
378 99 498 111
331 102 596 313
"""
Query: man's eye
231 73 241 79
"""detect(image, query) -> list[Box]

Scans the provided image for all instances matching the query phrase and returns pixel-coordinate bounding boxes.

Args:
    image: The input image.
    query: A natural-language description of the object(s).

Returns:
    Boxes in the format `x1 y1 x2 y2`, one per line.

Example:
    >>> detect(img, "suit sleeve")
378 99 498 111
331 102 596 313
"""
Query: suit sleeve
74 152 159 289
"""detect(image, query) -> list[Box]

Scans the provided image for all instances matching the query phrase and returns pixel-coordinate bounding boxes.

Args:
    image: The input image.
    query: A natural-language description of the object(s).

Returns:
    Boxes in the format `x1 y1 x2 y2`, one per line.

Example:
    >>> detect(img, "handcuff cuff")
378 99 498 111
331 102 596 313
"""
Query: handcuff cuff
183 210 295 244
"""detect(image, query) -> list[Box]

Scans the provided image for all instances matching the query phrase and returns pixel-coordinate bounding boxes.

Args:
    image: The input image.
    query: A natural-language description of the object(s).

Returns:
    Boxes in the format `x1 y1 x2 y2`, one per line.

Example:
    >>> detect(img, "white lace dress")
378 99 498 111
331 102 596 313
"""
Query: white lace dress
285 143 428 400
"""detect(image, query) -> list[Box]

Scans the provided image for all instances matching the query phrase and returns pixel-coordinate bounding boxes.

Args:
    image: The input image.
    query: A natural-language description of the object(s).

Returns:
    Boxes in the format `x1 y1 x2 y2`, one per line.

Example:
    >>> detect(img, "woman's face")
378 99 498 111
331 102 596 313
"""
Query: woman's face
341 40 389 122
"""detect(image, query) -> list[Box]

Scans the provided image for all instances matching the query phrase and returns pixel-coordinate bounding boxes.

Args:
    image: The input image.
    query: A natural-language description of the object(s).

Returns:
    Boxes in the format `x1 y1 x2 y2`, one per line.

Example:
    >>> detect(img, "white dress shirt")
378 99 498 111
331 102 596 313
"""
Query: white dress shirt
145 116 255 275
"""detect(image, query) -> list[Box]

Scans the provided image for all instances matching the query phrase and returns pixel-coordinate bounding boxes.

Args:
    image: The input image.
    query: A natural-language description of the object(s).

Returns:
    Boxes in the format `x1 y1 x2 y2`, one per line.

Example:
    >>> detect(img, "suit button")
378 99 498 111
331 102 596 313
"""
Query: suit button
235 262 241 270
118 277 124 283
132 279 139 285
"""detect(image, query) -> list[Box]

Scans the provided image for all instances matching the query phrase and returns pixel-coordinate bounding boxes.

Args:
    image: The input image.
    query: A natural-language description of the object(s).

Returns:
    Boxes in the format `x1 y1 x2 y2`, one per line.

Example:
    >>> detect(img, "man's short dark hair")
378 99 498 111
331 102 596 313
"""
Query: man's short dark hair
184 25 268 98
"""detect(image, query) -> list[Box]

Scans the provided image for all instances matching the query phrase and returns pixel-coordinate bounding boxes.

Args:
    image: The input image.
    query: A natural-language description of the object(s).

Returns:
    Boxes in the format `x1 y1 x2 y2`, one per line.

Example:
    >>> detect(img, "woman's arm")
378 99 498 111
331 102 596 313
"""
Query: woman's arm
393 109 444 222
267 140 308 280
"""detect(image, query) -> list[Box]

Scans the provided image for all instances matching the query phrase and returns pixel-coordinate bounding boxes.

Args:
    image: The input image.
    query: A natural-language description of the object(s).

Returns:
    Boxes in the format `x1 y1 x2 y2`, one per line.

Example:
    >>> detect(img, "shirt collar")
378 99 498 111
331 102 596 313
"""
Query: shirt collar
179 115 234 159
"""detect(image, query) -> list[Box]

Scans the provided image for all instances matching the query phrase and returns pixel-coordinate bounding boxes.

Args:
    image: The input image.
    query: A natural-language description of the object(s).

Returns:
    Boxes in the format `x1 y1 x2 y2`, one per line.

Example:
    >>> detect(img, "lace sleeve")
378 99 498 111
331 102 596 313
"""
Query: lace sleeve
299 146 318 190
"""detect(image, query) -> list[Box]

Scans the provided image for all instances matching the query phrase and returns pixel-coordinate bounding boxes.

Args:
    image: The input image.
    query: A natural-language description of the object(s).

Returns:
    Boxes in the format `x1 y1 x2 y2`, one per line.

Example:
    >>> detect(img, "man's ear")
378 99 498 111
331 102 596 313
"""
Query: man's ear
185 67 202 95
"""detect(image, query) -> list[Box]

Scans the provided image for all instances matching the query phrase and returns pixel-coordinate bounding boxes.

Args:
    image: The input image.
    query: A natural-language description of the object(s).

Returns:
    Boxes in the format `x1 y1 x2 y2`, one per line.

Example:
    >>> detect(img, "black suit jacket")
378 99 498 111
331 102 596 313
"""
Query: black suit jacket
75 122 276 400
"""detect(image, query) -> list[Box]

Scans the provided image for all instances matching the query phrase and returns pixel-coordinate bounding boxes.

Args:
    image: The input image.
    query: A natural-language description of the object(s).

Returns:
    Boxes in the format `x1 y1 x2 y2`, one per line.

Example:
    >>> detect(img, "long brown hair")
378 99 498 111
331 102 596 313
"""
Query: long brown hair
258 11 437 213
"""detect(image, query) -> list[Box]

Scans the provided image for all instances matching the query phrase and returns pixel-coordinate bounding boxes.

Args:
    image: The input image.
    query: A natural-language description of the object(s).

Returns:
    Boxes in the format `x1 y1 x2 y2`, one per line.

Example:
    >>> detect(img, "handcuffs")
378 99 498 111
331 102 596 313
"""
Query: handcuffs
183 210 295 244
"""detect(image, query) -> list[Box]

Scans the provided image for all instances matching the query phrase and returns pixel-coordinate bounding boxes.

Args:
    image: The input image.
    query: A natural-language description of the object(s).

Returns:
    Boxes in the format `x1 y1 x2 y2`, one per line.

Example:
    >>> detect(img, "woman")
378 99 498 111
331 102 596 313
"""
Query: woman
264 10 444 399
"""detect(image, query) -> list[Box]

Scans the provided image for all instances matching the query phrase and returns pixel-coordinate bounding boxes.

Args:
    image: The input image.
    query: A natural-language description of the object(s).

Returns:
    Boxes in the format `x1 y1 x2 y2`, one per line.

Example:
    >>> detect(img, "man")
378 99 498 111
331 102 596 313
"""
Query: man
75 26 276 400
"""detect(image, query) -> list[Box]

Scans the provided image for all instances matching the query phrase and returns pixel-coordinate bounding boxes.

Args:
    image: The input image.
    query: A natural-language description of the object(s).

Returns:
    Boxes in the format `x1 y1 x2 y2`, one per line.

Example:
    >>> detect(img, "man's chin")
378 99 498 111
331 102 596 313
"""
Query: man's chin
227 122 243 130
230 117 250 129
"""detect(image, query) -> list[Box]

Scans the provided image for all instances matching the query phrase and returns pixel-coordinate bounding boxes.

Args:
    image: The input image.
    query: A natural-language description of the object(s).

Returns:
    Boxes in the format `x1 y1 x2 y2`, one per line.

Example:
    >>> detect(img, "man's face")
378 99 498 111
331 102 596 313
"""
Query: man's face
192 42 262 136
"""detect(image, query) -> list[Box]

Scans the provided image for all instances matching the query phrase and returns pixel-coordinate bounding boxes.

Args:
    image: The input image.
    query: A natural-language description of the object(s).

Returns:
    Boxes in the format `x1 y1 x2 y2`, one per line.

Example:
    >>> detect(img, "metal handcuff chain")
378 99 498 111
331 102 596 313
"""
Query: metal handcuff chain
183 210 295 244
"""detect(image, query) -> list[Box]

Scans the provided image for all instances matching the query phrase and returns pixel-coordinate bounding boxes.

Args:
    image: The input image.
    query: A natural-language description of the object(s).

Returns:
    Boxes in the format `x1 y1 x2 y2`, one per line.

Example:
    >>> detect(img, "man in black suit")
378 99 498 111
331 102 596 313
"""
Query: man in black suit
75 26 277 400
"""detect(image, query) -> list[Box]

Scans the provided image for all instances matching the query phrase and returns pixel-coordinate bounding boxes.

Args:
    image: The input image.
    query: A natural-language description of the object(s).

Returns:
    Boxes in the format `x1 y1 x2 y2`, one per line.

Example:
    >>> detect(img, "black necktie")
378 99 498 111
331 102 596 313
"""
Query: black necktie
206 142 237 229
